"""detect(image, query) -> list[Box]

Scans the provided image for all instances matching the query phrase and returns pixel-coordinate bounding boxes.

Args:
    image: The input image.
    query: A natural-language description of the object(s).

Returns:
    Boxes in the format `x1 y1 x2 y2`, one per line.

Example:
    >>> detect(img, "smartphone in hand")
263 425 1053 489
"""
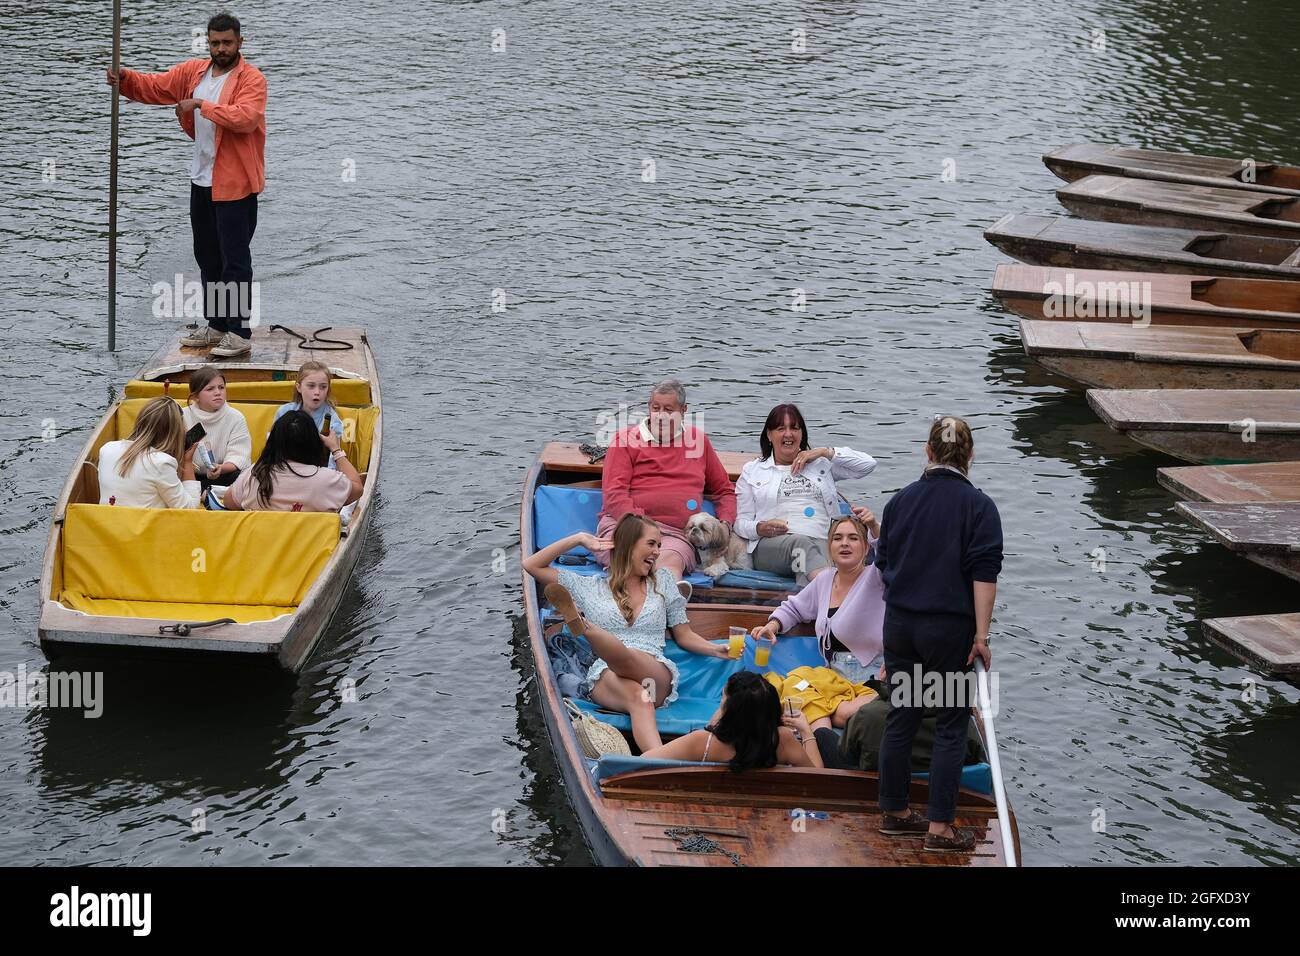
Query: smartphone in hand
184 422 206 450
321 413 332 436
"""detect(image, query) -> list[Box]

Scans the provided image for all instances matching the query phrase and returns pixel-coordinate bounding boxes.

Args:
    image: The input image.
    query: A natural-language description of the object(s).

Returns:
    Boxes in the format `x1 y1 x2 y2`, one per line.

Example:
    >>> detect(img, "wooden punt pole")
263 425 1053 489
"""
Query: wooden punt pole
108 0 121 351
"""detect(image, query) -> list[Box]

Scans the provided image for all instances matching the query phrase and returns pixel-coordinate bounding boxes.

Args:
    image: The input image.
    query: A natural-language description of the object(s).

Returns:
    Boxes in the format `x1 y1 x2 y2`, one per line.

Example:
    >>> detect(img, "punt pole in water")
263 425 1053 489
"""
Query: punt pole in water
974 657 1016 866
108 0 122 351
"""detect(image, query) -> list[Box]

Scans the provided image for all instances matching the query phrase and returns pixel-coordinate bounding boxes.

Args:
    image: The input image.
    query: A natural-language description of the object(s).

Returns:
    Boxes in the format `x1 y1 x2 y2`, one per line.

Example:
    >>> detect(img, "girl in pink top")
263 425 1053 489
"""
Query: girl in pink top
224 411 362 512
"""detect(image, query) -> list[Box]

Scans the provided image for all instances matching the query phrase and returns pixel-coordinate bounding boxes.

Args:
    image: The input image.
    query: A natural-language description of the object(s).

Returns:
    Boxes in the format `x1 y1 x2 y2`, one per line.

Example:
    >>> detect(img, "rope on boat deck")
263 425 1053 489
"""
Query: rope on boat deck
664 827 745 867
159 618 237 636
269 325 354 351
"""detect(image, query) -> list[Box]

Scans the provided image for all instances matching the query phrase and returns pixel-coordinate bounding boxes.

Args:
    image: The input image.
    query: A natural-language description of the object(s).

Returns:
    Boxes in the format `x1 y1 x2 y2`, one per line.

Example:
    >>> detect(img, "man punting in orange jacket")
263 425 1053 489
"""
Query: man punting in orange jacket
107 12 266 357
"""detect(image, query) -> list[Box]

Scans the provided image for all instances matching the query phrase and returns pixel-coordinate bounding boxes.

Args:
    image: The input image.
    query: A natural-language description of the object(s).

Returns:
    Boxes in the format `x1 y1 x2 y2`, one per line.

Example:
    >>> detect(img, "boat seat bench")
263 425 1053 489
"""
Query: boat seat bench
123 377 372 405
96 398 380 472
57 504 339 623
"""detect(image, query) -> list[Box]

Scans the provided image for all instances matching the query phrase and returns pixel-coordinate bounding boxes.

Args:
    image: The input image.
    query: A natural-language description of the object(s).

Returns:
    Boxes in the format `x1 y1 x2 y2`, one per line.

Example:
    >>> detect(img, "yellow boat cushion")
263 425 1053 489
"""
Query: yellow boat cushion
58 592 295 625
110 399 379 471
124 378 372 406
61 504 339 609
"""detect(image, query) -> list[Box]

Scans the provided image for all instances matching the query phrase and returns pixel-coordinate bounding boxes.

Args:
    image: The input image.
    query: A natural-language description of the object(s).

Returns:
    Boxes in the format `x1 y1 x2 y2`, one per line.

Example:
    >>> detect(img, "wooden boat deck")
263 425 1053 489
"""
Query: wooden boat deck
992 264 1300 328
601 768 1009 866
1044 144 1300 195
141 325 376 382
1201 614 1300 682
1157 461 1300 503
984 213 1300 280
1020 320 1300 389
1057 174 1300 241
1176 501 1300 585
1086 388 1300 463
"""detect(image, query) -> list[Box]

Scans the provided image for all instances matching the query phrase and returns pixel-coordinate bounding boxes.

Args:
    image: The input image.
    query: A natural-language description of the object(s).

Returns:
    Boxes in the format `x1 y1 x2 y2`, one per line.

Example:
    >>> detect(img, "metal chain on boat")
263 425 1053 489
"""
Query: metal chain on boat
269 324 354 351
159 618 237 636
663 827 745 867
578 442 607 464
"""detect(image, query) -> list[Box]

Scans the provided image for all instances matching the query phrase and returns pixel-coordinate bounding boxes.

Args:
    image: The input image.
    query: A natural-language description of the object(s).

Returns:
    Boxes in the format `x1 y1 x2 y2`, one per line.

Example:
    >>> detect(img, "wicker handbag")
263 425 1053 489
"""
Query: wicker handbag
564 699 631 758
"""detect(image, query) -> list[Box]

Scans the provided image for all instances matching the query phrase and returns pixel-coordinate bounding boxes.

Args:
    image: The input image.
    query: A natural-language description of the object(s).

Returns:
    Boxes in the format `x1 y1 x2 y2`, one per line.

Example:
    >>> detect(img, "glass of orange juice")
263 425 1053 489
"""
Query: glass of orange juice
727 626 746 659
754 634 775 668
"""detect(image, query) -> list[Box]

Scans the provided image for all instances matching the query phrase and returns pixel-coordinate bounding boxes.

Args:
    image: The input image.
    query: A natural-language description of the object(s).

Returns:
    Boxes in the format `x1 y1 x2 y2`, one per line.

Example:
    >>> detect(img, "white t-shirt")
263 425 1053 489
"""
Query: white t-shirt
190 66 231 187
773 464 830 537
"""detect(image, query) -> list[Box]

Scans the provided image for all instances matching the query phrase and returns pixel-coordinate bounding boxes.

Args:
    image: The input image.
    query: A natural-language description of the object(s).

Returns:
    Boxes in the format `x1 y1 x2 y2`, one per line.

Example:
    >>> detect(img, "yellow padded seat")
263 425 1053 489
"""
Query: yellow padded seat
111 399 378 470
58 593 295 624
124 378 372 406
60 504 339 620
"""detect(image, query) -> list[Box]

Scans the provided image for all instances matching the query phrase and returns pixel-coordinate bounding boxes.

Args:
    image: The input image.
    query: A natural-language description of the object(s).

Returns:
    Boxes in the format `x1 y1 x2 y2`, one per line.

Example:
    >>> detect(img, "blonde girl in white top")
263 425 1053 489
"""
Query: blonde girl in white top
97 396 201 509
182 366 252 488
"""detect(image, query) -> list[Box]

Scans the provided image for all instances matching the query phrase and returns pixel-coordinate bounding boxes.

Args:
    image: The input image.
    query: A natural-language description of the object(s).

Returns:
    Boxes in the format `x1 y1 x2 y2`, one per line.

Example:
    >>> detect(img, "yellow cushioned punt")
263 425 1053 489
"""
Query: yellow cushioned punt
124 378 372 406
111 399 379 471
61 504 339 614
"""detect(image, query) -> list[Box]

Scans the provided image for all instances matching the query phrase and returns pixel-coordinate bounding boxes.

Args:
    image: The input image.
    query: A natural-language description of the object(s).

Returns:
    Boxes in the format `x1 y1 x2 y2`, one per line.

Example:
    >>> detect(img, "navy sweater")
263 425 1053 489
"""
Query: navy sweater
874 467 1003 619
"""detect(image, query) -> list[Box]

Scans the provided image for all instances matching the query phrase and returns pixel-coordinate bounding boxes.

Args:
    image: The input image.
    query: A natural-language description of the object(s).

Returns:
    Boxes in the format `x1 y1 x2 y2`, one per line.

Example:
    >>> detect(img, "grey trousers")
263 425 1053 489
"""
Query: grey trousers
750 533 830 587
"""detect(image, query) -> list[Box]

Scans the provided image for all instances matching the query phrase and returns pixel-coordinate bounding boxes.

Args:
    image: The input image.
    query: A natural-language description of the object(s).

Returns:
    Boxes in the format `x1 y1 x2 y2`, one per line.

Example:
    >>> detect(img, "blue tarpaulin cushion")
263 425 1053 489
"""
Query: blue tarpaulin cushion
715 568 798 591
568 632 993 794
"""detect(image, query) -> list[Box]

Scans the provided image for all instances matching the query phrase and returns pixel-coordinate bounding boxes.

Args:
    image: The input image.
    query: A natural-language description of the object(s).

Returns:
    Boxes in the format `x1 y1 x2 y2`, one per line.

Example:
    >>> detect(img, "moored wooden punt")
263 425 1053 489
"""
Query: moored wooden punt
1044 144 1300 197
1200 614 1300 685
521 442 1020 866
1020 319 1300 390
984 213 1300 280
992 264 1300 329
37 326 383 671
1156 460 1300 503
1057 174 1300 241
1174 501 1300 585
1085 388 1300 463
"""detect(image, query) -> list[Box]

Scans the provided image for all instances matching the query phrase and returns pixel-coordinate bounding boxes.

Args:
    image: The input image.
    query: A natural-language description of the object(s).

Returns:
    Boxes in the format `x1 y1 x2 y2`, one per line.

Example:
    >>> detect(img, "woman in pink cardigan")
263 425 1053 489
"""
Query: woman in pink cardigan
749 512 884 731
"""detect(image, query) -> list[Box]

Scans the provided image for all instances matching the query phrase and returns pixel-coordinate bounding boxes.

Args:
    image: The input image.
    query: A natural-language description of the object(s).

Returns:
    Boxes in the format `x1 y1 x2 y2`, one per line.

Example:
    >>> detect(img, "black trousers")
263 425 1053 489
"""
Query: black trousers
878 605 976 824
190 183 258 339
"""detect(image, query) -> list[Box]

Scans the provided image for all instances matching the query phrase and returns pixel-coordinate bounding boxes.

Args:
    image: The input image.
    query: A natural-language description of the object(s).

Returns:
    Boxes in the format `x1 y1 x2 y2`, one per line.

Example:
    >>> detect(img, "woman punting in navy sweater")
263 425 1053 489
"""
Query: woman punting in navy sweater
874 416 1003 854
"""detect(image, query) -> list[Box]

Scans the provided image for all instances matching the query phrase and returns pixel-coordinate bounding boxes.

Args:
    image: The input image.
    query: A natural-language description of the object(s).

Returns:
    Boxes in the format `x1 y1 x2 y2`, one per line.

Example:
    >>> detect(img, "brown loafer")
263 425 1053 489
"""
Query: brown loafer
923 826 976 852
544 582 586 638
878 810 928 836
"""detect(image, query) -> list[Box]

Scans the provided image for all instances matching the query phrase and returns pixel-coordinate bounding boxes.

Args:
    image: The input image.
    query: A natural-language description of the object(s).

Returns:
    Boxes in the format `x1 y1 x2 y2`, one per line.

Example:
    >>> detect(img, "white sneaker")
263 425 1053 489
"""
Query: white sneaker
210 332 252 357
180 325 222 348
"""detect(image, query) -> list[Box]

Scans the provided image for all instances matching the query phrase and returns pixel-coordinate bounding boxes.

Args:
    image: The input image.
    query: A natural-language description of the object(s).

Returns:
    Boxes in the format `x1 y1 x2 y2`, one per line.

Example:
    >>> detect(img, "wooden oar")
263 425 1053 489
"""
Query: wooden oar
108 0 121 351
974 657 1016 866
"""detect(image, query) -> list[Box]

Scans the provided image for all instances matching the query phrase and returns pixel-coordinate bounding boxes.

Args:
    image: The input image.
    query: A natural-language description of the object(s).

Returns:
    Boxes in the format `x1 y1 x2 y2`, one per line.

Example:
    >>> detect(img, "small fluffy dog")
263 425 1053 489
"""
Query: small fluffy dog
684 513 751 579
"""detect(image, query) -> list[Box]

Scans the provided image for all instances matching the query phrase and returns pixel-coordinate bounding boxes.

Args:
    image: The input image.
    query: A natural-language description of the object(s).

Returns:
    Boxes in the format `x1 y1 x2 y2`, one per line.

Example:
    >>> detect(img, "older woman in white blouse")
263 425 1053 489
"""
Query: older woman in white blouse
734 404 876 586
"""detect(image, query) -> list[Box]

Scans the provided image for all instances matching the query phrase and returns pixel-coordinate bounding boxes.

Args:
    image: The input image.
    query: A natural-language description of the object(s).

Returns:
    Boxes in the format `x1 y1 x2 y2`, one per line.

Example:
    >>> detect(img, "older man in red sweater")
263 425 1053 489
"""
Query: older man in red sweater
595 379 737 582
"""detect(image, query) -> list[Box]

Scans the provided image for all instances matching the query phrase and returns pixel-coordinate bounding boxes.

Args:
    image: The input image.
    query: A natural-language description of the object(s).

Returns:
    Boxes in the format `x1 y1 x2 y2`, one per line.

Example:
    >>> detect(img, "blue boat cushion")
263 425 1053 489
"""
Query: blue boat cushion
534 482 850 589
568 633 991 794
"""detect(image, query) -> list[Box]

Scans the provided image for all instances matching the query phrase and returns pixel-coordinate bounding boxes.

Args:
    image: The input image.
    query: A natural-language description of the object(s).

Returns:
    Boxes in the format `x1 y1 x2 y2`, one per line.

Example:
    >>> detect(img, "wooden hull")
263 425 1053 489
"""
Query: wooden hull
1201 614 1300 685
521 445 1020 866
1086 388 1300 463
1156 461 1300 503
984 214 1300 280
37 327 383 672
1044 144 1300 197
992 265 1300 329
1020 320 1300 390
1058 174 1300 241
1176 501 1300 584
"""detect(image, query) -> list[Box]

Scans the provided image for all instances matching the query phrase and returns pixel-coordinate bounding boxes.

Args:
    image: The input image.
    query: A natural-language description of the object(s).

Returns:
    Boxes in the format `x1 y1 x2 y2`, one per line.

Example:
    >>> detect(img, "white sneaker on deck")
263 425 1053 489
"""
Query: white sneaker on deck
179 325 222 348
210 332 252 357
